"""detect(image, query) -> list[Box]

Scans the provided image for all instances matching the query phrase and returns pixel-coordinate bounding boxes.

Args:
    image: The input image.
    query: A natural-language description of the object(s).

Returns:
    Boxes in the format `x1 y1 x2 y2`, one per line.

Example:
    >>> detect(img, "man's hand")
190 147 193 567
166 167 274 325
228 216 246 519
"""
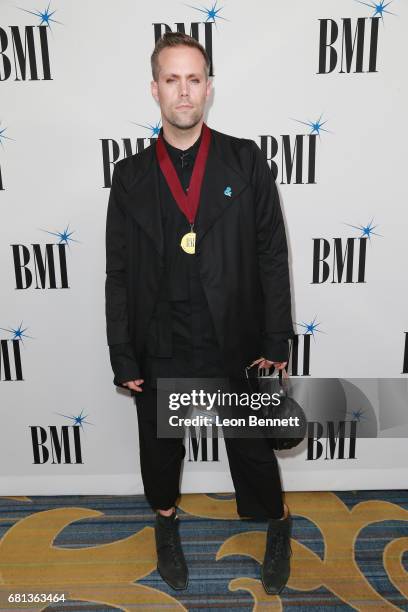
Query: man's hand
251 357 287 371
122 379 144 392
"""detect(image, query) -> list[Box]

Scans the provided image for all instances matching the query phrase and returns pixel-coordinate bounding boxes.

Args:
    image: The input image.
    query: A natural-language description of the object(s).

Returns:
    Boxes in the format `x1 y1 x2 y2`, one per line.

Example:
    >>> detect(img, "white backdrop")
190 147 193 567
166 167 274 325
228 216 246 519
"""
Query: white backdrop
1 0 407 495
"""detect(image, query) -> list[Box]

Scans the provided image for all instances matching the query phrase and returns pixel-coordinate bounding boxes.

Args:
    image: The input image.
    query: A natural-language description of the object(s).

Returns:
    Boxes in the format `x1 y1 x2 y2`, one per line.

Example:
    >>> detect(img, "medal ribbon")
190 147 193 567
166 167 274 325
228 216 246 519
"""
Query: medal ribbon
156 122 211 225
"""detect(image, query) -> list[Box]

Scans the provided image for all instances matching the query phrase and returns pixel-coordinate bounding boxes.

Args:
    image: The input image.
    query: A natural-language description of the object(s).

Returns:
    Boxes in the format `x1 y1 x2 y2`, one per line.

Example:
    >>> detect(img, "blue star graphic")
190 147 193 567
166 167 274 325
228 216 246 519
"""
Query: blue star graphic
185 1 228 27
295 316 324 339
344 218 382 240
291 113 331 139
0 322 33 343
131 120 162 138
355 0 396 19
0 125 14 150
19 1 62 28
40 224 80 246
57 408 93 430
346 408 367 422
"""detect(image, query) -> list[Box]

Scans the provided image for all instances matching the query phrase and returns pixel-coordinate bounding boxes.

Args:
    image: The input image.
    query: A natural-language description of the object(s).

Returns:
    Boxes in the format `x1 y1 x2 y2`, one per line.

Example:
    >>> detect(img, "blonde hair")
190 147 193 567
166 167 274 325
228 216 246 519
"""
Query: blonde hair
151 32 210 81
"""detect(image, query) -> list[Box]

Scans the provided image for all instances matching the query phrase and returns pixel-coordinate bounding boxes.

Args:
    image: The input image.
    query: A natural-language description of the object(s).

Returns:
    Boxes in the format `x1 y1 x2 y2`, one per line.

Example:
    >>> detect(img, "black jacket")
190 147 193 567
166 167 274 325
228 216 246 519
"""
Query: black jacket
105 127 294 387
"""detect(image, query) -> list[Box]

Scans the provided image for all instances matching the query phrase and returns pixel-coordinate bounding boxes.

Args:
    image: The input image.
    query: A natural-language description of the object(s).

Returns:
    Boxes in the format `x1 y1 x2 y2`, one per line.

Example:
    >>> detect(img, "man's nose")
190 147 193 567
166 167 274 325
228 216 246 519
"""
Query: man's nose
179 80 189 96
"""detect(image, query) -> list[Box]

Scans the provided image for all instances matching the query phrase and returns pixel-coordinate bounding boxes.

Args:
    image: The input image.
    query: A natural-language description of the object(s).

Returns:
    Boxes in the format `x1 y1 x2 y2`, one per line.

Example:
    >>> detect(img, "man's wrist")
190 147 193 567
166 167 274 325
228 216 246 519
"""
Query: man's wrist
109 343 141 387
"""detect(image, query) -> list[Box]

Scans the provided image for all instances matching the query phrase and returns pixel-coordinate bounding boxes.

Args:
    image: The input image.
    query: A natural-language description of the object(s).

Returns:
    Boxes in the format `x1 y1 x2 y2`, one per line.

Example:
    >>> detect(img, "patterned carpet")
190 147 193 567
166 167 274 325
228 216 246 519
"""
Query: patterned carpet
0 490 407 611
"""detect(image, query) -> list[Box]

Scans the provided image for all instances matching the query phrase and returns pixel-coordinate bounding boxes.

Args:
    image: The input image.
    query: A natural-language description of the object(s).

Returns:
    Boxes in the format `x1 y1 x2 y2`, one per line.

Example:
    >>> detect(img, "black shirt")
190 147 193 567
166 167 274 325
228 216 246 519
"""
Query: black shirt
149 126 222 363
158 126 204 302
162 127 202 194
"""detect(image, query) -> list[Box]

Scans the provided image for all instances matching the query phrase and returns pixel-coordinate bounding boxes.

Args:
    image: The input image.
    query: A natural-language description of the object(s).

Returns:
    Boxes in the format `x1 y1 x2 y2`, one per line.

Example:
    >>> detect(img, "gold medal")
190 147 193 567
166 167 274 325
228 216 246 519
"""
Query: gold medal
180 231 196 254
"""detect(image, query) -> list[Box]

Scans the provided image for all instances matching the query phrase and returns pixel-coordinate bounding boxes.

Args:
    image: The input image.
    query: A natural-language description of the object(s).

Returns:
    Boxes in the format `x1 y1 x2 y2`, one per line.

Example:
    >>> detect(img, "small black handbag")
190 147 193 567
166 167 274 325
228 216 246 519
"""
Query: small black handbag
244 362 307 450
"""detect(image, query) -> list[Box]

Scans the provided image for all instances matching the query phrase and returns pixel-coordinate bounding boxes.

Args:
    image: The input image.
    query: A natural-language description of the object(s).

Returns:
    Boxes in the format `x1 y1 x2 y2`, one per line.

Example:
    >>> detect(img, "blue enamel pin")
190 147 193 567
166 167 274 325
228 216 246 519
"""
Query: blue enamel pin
224 186 232 197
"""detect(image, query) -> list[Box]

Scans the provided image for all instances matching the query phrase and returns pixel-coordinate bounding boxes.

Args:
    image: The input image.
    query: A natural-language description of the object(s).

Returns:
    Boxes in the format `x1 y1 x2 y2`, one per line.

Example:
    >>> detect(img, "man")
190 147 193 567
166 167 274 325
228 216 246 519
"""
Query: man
105 32 294 595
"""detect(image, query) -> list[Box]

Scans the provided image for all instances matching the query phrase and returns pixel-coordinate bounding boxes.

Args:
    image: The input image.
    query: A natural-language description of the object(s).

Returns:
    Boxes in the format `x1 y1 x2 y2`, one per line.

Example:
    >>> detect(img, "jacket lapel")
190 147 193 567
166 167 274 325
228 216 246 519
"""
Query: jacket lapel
122 129 249 256
124 141 164 257
196 132 249 246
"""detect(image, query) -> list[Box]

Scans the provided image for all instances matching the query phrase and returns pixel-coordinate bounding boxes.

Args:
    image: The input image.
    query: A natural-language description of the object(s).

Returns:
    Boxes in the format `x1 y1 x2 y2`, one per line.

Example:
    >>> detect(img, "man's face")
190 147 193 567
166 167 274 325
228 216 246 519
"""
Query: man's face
151 45 211 130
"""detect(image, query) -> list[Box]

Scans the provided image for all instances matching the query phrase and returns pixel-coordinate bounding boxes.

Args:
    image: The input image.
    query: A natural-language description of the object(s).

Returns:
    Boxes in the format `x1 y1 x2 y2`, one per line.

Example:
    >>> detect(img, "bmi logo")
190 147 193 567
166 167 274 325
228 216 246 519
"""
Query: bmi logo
307 421 358 460
312 219 381 284
184 426 219 462
289 317 324 377
318 1 396 74
259 113 330 184
101 120 161 188
12 224 79 289
0 322 31 382
0 3 61 81
153 1 228 77
30 410 92 464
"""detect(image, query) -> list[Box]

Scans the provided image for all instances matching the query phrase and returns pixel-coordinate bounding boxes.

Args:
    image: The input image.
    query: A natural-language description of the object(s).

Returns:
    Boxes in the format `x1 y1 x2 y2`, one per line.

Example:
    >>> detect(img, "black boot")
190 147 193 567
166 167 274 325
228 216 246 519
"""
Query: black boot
154 509 188 590
261 509 292 595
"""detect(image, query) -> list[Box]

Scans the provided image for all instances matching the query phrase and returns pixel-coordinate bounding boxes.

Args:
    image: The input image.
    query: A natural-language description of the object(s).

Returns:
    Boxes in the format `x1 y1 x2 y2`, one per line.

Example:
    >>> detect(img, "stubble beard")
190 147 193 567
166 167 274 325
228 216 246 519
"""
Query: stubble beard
165 107 203 131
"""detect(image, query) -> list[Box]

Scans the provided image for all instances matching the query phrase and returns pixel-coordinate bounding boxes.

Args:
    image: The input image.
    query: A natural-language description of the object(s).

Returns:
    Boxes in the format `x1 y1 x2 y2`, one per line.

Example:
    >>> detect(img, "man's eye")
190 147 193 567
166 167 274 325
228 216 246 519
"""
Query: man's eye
166 79 174 83
191 79 200 83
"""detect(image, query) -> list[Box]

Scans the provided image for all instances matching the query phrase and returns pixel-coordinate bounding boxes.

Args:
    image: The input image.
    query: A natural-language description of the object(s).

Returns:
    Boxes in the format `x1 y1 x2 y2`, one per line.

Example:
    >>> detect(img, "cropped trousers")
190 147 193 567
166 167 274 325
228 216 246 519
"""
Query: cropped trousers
133 297 285 520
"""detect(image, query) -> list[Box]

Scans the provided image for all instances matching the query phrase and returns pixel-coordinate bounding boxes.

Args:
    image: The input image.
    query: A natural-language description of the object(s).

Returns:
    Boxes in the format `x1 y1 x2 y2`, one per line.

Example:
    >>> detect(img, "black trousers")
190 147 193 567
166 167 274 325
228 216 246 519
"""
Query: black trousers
135 352 284 518
136 386 284 519
134 291 284 519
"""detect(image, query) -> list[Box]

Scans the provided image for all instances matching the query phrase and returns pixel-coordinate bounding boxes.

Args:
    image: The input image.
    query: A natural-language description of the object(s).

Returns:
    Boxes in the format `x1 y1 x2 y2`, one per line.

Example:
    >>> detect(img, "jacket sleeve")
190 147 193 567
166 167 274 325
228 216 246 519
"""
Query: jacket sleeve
105 163 141 387
250 140 295 362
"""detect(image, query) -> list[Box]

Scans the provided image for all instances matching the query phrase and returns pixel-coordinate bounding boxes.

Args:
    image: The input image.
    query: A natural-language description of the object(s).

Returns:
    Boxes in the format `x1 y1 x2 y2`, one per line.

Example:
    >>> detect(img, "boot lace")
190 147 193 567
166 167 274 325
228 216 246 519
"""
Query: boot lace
265 530 291 564
158 518 183 567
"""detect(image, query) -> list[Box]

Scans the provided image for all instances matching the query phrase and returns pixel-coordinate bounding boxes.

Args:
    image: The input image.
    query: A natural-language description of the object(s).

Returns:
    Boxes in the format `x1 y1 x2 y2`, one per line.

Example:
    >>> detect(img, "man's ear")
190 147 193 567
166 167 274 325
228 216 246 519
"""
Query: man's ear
151 80 158 103
206 77 212 99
